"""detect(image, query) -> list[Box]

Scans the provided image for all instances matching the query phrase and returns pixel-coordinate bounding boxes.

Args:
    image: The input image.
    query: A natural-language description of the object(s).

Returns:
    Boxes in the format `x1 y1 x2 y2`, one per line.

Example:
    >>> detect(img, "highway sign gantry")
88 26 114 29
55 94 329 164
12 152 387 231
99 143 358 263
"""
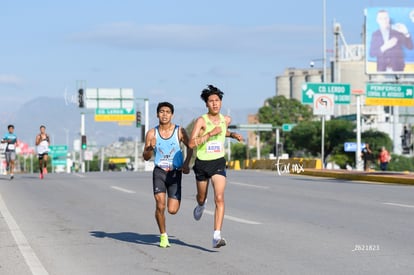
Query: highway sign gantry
85 88 134 109
84 88 136 122
365 83 414 106
238 124 273 131
302 83 351 104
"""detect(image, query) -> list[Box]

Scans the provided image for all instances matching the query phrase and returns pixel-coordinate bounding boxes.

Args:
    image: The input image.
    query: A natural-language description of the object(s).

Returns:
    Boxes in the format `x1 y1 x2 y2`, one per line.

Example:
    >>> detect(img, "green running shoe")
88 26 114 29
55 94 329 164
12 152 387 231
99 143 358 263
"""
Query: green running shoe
159 234 170 248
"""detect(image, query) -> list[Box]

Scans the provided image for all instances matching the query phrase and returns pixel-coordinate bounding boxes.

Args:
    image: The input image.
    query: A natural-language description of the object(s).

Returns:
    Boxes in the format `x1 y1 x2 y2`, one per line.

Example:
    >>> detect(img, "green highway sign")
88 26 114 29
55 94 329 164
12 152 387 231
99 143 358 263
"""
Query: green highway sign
282 123 296 132
302 83 351 104
49 145 68 156
365 84 414 106
49 145 68 166
238 124 273 132
95 108 134 115
52 159 67 166
49 145 67 150
95 108 136 122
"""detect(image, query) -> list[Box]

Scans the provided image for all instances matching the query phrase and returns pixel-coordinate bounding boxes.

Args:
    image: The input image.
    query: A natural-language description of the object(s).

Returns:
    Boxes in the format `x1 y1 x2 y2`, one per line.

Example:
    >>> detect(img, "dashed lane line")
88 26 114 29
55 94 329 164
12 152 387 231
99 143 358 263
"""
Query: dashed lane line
383 202 414 209
204 210 261 225
229 181 269 190
111 186 136 194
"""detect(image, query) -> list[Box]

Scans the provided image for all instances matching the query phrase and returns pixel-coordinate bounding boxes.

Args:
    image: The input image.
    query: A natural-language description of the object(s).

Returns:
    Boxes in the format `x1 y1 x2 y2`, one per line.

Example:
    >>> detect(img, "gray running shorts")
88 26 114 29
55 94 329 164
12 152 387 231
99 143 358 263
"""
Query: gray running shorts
5 151 16 162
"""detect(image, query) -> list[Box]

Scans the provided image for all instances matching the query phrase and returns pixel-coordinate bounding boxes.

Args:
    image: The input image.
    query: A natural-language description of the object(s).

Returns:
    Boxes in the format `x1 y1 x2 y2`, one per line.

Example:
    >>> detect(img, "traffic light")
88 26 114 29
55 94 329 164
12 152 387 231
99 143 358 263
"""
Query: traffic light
136 111 142 127
78 89 84 108
273 143 283 157
81 135 87 150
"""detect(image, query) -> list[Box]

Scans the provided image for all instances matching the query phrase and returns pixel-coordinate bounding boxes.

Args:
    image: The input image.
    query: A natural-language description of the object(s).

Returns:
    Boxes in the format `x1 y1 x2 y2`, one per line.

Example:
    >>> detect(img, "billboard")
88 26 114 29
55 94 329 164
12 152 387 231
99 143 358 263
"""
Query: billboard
365 7 414 74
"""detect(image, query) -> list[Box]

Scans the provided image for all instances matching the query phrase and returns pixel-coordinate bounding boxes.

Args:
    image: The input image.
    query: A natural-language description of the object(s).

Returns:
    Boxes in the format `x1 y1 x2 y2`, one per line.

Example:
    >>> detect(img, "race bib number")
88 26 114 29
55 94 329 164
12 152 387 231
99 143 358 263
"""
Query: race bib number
206 141 223 153
7 144 15 150
158 159 172 171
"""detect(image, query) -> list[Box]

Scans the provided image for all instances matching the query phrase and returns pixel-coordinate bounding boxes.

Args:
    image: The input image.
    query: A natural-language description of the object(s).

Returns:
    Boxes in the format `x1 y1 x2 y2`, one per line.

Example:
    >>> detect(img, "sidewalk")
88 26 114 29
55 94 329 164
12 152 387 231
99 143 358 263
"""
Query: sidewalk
300 168 414 185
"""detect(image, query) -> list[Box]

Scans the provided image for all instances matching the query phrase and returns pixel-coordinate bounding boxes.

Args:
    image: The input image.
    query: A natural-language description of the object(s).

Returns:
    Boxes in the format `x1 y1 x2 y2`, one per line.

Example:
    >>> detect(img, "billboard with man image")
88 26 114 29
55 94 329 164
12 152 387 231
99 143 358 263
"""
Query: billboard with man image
366 7 414 74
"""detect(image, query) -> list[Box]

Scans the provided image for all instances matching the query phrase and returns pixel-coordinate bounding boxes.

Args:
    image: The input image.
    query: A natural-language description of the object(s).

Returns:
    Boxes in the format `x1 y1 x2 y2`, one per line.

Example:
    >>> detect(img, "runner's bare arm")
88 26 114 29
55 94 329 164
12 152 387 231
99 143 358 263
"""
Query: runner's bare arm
180 127 193 174
142 128 156 161
35 134 41 145
189 117 207 149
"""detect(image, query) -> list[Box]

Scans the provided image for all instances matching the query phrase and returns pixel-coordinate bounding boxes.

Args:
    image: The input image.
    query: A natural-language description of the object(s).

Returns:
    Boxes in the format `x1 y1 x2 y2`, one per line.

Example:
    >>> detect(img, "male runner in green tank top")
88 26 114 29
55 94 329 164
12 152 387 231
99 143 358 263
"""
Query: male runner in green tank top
189 85 243 248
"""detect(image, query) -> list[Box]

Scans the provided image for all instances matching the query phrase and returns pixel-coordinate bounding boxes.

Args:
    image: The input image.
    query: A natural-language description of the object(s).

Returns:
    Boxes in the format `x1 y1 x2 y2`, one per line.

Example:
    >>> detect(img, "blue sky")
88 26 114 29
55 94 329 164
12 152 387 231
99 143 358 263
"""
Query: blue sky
1 0 412 116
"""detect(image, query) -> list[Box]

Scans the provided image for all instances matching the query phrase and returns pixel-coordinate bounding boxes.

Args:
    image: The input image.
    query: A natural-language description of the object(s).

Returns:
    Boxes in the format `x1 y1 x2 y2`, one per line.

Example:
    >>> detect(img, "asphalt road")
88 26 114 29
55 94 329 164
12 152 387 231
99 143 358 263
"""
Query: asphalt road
0 170 414 275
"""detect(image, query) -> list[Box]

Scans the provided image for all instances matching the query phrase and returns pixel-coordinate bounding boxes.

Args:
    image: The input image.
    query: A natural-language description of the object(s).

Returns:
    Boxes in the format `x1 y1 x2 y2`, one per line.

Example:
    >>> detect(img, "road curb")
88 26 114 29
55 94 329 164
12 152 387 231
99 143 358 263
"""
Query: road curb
300 170 414 185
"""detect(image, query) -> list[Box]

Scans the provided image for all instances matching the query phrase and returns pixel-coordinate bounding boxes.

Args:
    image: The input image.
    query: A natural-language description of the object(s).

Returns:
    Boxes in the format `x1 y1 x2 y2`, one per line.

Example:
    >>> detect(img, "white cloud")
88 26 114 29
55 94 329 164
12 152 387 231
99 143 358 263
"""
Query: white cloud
0 74 23 86
69 22 320 54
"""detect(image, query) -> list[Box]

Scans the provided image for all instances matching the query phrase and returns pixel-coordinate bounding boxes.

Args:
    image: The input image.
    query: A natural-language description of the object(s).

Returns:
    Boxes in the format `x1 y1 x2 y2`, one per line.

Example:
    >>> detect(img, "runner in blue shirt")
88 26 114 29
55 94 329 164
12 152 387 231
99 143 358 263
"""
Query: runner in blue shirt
143 102 193 248
1 125 18 179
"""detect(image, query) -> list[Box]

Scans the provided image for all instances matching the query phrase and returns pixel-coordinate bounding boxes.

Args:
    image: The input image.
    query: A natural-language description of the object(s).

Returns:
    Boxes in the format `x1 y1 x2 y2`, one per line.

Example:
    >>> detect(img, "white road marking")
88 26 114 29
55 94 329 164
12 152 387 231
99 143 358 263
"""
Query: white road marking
0 194 49 275
111 186 136 194
204 210 261 225
73 173 85 178
229 181 269 190
383 202 414 209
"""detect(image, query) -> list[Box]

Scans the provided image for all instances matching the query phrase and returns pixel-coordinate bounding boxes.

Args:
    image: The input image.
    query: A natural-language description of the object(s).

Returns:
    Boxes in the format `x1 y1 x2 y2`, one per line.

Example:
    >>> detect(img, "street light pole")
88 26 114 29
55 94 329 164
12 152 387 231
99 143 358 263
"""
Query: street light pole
356 94 362 171
80 112 85 173
321 0 327 169
323 0 327 83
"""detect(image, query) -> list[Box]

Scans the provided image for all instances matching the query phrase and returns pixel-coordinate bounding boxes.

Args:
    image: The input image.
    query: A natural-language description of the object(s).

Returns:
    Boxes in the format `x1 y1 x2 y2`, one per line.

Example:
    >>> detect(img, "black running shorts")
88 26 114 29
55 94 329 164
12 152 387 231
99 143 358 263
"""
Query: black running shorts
38 153 48 160
152 166 182 200
193 157 226 181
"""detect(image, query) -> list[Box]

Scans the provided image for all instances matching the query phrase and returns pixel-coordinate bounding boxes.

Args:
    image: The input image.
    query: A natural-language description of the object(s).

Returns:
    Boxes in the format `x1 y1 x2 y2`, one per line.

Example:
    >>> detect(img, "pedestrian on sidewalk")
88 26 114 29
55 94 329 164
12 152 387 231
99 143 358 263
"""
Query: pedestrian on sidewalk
361 143 373 171
378 146 391 171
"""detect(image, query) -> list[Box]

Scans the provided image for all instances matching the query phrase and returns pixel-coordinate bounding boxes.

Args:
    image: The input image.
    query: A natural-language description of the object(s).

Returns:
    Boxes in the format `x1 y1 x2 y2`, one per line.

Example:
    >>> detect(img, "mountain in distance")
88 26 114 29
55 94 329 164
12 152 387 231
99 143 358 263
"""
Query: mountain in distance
9 97 258 149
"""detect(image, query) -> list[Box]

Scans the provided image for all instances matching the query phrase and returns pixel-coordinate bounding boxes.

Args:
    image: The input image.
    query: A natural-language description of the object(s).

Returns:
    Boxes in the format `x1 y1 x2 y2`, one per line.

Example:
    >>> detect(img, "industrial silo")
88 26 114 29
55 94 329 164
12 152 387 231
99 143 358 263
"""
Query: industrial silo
291 73 306 102
276 75 290 98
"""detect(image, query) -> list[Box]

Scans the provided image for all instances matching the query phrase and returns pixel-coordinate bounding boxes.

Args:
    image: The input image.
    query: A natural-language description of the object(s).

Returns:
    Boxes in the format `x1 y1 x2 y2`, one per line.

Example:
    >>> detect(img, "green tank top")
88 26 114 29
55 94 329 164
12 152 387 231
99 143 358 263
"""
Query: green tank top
196 114 226 160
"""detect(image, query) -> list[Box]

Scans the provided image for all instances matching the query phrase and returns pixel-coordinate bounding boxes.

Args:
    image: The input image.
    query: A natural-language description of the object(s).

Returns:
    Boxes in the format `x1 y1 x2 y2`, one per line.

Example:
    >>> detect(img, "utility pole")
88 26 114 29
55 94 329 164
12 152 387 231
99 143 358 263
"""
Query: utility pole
321 0 327 168
135 98 149 171
80 112 85 173
77 80 87 173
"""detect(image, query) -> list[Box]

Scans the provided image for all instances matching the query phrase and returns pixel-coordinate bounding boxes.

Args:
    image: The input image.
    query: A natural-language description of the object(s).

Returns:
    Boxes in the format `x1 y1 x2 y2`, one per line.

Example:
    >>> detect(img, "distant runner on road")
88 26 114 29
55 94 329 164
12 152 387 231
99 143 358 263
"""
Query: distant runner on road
1 125 18 180
35 125 50 179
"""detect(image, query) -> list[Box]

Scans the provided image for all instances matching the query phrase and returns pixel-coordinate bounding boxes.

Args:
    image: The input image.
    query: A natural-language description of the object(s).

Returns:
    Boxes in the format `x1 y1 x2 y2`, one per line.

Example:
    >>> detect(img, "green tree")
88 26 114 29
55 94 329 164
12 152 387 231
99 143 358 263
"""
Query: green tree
285 119 355 164
388 155 414 171
324 120 356 166
284 121 320 157
231 142 247 161
257 95 314 155
258 95 313 126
